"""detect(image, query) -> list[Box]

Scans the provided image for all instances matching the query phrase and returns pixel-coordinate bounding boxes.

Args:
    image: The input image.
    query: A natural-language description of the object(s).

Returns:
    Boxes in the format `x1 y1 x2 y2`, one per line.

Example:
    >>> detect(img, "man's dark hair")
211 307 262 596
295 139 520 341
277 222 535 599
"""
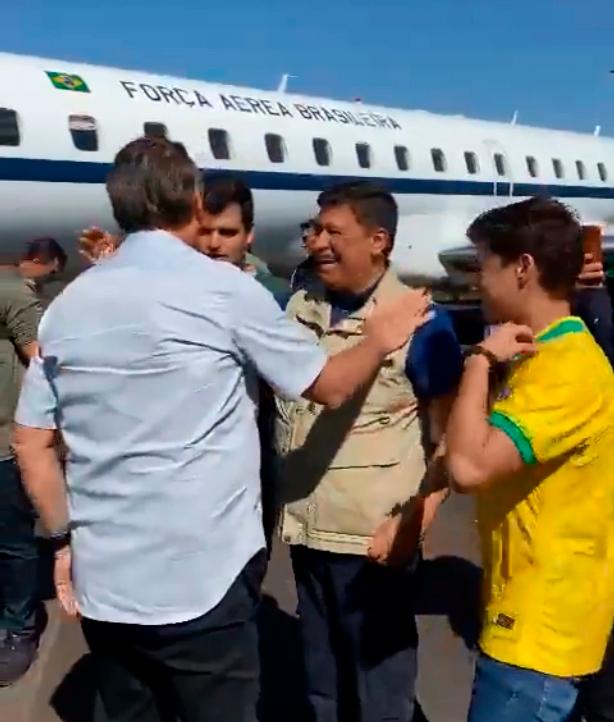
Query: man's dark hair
317 182 398 251
106 136 202 233
467 197 584 295
22 237 68 271
202 174 254 231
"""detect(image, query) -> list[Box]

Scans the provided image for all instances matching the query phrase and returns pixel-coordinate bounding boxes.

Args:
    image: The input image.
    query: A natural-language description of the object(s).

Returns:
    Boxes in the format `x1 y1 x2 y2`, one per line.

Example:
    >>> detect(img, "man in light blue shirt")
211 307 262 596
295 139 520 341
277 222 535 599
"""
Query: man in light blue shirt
12 136 430 722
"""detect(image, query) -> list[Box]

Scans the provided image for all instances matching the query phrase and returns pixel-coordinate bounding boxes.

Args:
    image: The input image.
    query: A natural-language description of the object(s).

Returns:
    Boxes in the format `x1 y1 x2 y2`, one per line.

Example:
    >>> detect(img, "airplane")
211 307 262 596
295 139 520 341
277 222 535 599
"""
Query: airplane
1 51 613 287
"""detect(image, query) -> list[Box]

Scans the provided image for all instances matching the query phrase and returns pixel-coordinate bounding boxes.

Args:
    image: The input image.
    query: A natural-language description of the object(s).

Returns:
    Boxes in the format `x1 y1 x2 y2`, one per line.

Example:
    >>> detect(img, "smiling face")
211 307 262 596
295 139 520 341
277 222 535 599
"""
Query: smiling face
195 202 254 267
309 203 390 293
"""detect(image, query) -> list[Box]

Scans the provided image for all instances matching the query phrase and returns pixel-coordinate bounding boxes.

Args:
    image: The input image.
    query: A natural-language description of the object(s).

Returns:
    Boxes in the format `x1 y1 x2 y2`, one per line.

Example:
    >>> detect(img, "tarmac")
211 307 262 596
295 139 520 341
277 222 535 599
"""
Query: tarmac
0 492 481 722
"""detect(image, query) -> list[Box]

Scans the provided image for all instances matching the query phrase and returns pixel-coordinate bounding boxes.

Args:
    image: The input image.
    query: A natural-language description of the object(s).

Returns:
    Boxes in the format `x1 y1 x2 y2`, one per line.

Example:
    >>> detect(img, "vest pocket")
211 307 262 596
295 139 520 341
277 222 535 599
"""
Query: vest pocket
326 431 402 469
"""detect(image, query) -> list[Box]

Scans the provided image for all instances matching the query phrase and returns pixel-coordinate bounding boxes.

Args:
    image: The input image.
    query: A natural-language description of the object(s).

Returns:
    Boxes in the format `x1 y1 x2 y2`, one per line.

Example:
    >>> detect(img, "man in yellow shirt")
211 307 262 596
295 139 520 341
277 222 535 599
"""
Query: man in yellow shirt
447 197 614 722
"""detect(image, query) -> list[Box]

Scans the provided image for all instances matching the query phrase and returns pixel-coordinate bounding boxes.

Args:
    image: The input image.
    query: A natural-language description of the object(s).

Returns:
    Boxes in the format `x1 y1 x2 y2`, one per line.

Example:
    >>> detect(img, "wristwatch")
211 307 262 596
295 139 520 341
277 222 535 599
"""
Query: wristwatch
463 345 499 370
48 527 71 553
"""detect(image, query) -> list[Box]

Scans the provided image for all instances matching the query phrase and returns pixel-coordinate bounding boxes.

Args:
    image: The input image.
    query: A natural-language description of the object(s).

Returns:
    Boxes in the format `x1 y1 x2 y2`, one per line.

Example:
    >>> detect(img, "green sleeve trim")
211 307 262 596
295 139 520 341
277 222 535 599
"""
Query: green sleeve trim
489 411 537 465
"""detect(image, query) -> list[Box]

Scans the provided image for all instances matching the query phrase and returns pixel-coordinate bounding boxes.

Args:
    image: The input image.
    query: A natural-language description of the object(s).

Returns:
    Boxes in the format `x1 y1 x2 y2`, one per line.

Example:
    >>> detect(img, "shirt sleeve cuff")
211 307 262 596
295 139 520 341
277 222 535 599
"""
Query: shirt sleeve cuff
14 409 57 430
489 410 536 465
14 358 58 430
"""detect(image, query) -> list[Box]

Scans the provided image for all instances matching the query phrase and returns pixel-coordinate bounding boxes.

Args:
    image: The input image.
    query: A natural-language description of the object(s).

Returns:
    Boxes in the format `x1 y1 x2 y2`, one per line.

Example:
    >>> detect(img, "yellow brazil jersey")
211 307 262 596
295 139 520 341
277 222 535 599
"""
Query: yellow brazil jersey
478 316 614 677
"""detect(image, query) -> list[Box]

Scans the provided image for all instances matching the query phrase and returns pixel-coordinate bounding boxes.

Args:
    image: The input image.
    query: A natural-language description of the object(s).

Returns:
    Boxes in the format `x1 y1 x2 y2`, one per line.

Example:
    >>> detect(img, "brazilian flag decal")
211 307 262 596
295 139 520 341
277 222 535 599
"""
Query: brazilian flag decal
46 71 90 93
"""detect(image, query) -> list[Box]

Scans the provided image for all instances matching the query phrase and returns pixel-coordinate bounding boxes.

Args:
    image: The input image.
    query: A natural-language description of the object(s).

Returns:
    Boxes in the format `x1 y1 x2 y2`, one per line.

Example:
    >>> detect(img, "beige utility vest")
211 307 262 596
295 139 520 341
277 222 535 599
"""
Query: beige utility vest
275 269 428 556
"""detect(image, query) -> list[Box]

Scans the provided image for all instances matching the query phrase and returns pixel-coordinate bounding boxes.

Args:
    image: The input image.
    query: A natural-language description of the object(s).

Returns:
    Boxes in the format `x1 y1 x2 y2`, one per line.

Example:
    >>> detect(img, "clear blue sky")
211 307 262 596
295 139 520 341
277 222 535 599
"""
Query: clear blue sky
3 0 614 133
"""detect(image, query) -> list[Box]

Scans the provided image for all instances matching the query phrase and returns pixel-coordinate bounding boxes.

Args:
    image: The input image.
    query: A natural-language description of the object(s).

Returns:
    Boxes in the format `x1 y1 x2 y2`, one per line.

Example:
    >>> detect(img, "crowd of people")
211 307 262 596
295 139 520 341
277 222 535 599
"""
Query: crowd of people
0 134 613 722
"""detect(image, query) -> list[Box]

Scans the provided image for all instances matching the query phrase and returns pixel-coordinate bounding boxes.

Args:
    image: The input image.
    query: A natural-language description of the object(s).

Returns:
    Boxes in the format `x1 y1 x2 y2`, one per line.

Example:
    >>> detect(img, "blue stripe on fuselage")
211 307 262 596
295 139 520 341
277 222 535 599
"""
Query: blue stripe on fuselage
1 156 614 199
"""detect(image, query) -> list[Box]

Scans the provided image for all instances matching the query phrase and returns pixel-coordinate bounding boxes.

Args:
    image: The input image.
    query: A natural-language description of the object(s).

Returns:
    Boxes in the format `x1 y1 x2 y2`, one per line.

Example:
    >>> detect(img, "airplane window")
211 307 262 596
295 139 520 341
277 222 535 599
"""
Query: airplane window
598 162 608 182
431 148 447 173
209 128 231 160
526 156 539 178
0 108 19 146
394 145 410 171
144 122 168 138
313 138 332 167
464 151 479 175
265 133 286 163
493 153 507 177
552 158 564 179
576 160 586 180
356 143 372 169
69 114 98 152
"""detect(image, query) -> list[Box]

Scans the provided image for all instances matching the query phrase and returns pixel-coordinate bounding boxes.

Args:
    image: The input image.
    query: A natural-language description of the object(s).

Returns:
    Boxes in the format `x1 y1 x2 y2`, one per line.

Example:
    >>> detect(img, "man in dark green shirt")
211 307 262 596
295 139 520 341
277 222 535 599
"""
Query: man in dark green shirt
0 238 66 685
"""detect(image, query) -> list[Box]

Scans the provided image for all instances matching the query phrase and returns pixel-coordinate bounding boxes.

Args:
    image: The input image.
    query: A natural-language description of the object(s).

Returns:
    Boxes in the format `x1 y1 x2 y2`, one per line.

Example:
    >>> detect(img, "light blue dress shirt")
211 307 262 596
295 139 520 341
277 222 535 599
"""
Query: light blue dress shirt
16 230 326 625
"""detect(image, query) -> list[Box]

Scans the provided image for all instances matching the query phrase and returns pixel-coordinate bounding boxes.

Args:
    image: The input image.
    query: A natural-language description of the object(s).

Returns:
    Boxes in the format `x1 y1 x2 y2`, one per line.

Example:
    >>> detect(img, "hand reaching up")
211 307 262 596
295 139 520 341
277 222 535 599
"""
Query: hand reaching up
78 227 120 265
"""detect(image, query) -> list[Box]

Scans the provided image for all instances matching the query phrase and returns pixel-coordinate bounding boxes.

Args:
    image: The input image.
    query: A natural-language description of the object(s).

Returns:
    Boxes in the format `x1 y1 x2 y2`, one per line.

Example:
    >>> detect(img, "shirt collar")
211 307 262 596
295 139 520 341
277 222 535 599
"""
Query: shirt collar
119 229 188 253
536 316 586 343
326 272 386 313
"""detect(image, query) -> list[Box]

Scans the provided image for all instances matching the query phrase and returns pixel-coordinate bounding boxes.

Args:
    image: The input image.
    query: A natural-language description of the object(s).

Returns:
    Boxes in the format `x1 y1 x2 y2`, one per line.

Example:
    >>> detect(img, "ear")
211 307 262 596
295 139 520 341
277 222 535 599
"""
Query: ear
372 228 391 258
517 253 536 287
193 192 205 224
246 229 255 251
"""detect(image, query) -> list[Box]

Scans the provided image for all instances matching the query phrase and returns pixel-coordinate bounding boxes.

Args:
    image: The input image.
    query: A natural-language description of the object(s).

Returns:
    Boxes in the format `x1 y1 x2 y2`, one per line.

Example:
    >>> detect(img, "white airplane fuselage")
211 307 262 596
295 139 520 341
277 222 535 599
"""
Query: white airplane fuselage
1 52 614 281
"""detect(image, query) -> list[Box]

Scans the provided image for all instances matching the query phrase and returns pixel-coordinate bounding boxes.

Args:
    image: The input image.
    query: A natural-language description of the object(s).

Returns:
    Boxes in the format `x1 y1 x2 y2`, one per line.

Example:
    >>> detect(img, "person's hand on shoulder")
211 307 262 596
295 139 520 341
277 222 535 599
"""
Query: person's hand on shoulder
78 227 120 265
363 288 431 356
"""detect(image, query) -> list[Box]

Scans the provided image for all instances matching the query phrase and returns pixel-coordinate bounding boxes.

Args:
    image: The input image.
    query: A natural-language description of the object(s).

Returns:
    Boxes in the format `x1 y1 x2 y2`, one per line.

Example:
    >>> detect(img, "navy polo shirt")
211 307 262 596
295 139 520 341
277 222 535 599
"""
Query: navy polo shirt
328 289 462 400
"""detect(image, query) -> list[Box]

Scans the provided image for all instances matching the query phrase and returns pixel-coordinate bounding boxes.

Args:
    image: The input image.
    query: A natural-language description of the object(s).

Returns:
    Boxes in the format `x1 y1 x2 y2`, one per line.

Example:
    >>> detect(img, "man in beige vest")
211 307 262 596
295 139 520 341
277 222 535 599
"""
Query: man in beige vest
275 182 463 722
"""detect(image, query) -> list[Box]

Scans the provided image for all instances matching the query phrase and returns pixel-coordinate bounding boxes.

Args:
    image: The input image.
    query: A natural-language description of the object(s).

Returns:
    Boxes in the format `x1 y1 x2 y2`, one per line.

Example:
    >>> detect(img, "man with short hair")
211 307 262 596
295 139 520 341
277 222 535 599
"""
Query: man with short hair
80 174 291 307
197 173 255 267
275 181 463 722
197 173 291 305
14 237 67 284
0 237 66 685
12 137 429 722
446 198 614 722
79 174 287 552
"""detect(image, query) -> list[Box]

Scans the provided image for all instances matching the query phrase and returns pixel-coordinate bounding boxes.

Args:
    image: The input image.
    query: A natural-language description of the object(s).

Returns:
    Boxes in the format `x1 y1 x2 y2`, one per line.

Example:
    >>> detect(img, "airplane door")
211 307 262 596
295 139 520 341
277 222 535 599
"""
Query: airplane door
483 139 514 198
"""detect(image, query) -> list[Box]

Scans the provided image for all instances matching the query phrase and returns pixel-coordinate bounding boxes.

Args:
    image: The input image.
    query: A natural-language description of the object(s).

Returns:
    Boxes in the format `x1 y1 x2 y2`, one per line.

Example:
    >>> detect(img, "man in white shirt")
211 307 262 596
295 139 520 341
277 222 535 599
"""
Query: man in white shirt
12 136 429 722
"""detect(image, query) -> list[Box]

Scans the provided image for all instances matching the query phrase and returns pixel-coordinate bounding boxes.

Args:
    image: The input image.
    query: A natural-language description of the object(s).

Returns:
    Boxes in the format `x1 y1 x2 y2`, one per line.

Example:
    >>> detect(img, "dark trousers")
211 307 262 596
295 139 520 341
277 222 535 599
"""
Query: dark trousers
81 551 266 722
574 627 614 722
0 458 38 634
291 546 419 722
